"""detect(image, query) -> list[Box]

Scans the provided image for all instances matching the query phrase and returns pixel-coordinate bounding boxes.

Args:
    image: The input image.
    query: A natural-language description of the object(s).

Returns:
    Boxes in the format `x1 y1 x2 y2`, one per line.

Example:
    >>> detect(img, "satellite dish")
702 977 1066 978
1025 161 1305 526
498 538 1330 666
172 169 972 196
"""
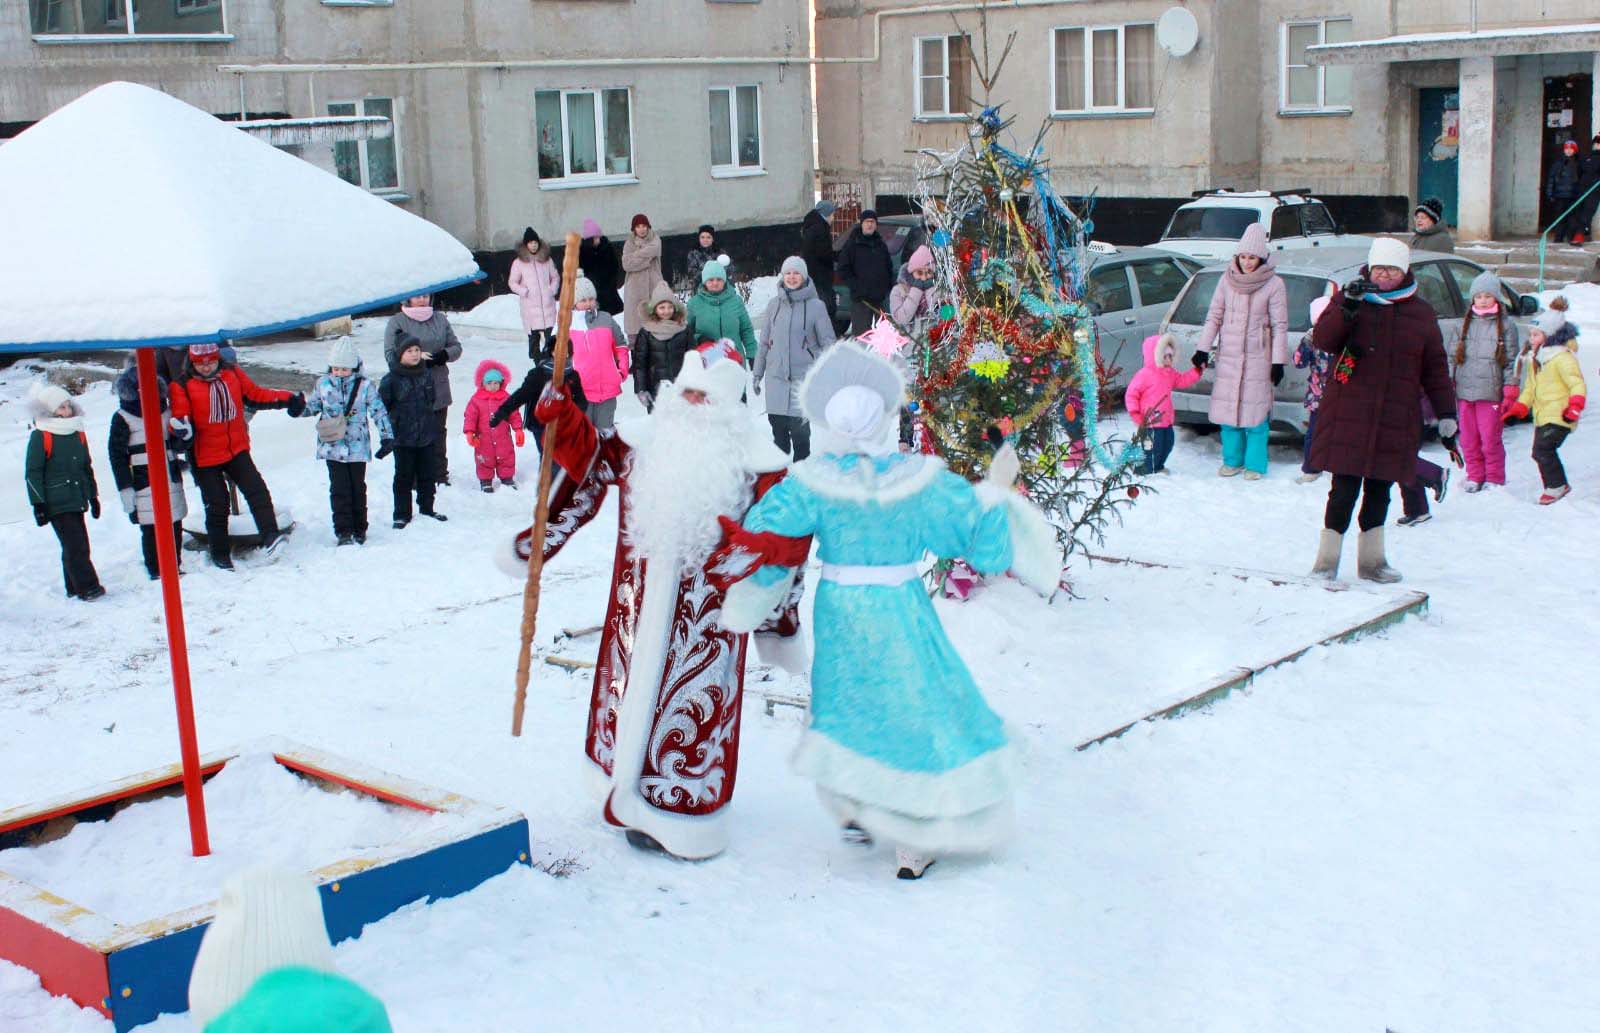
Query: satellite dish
1157 7 1199 57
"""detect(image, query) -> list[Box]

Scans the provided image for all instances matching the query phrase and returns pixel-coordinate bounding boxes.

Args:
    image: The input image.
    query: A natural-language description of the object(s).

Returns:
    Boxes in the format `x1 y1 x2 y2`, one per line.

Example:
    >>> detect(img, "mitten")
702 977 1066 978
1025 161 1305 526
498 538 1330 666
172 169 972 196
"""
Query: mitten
1562 396 1586 423
533 382 574 424
89 497 101 520
1270 363 1285 386
286 393 306 417
375 438 395 460
169 417 193 443
119 488 137 518
1190 350 1209 371
465 432 479 448
1501 384 1520 408
636 390 652 408
1503 402 1529 423
427 351 449 367
488 410 504 428
33 505 48 527
1340 278 1369 315
514 428 526 447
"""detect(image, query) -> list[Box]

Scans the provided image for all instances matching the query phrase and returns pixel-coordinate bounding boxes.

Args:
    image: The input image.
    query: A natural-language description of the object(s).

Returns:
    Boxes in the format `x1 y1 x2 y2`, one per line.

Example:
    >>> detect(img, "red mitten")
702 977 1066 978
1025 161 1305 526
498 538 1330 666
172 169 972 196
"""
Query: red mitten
539 393 597 482
465 432 479 448
514 428 526 447
1502 401 1529 423
1563 396 1586 423
1501 384 1519 407
705 515 811 592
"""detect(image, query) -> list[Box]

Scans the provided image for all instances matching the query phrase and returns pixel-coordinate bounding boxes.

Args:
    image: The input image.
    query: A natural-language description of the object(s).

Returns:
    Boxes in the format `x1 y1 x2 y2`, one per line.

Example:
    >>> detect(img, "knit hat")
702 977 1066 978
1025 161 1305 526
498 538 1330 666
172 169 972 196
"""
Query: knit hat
860 209 878 222
698 224 715 238
581 217 602 239
780 255 808 278
203 967 392 1033
700 260 727 285
631 213 651 231
186 867 337 1030
1563 140 1579 155
574 276 597 302
1467 270 1502 301
1367 237 1411 273
327 338 361 370
1235 223 1270 260
482 368 504 384
190 342 221 360
1533 307 1567 339
1414 197 1445 224
522 226 539 246
813 200 837 218
31 382 72 418
905 244 934 272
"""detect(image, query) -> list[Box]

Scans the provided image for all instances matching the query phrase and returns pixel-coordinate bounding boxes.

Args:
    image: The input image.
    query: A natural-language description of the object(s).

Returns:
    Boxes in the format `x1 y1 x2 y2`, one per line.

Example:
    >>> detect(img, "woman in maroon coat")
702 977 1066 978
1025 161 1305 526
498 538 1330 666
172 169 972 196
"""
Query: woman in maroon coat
1307 239 1457 582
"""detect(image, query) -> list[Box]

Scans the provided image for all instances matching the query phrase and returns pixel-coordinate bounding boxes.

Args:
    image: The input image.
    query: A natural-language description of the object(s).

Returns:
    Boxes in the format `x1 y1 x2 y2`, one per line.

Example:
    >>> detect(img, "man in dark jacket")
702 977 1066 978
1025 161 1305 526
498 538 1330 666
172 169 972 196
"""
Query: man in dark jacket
800 202 838 319
835 209 894 334
1547 140 1584 243
1306 238 1456 584
1573 134 1600 246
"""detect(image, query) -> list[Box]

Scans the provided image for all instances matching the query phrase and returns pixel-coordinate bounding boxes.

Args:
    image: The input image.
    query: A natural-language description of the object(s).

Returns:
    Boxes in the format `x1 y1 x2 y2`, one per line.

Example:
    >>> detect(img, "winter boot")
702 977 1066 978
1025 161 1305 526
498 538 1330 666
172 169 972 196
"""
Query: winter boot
480 480 495 493
1218 465 1242 477
259 530 287 557
501 477 518 490
1242 470 1263 481
77 585 107 601
392 517 410 530
1539 485 1571 505
624 829 667 854
1433 467 1451 503
895 850 935 880
1310 529 1343 580
841 822 873 847
420 509 449 522
1396 513 1432 526
1296 471 1322 484
1356 527 1402 583
336 533 355 546
1464 481 1484 493
211 550 235 571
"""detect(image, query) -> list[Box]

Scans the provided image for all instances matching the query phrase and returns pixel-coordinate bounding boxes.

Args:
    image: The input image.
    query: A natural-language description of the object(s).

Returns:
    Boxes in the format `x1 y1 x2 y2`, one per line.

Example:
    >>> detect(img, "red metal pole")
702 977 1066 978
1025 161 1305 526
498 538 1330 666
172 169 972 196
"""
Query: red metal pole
135 347 211 857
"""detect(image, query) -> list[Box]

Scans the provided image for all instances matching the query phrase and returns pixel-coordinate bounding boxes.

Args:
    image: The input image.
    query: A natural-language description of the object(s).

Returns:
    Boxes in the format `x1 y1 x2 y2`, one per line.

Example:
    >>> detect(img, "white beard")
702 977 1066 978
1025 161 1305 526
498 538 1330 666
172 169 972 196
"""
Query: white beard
624 392 754 570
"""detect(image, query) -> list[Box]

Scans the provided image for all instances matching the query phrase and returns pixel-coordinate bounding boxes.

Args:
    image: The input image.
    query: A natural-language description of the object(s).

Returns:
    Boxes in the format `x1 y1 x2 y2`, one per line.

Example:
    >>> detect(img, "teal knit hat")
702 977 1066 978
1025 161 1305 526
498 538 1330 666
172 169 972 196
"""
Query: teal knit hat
700 260 727 285
205 967 392 1033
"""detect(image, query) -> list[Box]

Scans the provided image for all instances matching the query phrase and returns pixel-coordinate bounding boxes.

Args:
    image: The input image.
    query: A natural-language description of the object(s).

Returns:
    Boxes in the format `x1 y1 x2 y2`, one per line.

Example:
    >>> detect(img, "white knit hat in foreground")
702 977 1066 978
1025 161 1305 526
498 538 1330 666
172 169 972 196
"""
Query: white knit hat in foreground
1366 237 1411 273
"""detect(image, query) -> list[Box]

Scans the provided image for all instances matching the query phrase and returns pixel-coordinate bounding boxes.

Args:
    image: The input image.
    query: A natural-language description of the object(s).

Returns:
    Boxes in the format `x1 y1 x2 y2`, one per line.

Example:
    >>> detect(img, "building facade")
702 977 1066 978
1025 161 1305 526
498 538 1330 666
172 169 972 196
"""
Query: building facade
815 0 1600 242
5 0 816 275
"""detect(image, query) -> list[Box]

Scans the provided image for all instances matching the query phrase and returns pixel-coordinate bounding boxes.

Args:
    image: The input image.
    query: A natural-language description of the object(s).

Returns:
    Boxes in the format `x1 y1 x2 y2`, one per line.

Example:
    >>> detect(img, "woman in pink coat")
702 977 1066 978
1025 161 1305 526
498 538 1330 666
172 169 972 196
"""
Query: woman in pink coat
1125 333 1203 474
508 227 561 360
1192 223 1289 479
463 359 524 492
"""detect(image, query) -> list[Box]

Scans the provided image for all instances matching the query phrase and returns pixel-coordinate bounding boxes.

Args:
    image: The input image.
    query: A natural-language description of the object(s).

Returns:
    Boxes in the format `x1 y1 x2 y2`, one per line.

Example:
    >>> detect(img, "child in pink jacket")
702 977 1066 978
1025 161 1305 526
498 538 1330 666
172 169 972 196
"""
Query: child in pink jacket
1124 333 1202 474
568 276 631 430
463 359 524 492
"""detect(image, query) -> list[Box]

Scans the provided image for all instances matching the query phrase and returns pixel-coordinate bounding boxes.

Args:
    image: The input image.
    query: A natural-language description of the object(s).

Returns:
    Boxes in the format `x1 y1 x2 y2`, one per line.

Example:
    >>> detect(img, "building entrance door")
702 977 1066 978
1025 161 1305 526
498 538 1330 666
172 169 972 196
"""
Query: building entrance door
1417 88 1459 226
1540 74 1593 229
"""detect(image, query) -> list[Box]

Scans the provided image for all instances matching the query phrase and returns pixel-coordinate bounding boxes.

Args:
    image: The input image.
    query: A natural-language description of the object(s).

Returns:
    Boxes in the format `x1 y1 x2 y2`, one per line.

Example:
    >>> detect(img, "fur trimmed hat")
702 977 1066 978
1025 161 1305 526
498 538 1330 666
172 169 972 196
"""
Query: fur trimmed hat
671 343 748 407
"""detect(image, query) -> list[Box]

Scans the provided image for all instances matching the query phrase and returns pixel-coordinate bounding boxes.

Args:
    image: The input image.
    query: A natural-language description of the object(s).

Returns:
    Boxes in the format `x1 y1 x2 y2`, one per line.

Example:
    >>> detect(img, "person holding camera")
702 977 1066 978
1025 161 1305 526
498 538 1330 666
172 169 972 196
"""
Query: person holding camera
1305 239 1457 582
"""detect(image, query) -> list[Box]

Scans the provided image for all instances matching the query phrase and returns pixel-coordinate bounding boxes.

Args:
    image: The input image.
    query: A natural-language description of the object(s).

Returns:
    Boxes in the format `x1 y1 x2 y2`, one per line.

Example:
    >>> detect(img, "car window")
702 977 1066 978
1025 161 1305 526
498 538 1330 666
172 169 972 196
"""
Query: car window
1441 259 1519 311
1130 258 1192 309
1174 257 1201 277
1086 264 1134 313
1411 262 1461 318
1299 203 1337 236
1282 275 1331 333
1270 207 1300 240
1168 272 1222 326
1162 208 1258 241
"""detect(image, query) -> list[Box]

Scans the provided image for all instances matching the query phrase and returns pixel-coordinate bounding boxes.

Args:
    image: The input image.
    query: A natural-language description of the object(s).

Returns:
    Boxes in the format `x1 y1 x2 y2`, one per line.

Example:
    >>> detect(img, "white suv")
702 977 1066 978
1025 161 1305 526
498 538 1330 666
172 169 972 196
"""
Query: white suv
1151 189 1369 264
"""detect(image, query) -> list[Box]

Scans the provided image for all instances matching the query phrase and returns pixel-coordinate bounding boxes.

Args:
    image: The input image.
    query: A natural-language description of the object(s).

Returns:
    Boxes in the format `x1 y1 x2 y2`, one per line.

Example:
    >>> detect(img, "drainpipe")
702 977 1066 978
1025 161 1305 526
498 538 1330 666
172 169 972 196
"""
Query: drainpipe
218 0 1099 76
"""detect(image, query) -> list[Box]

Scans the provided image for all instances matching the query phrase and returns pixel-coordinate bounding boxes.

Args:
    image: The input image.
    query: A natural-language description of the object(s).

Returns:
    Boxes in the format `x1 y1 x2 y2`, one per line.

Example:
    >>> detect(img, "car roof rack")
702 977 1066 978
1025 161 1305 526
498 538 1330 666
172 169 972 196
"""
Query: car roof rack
1269 187 1314 200
1190 187 1238 197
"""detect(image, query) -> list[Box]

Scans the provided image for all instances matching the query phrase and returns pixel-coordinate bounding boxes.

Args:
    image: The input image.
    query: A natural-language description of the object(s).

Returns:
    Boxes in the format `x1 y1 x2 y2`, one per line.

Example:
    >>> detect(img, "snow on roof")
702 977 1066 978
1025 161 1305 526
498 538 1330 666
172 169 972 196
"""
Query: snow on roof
1307 22 1600 63
0 82 481 353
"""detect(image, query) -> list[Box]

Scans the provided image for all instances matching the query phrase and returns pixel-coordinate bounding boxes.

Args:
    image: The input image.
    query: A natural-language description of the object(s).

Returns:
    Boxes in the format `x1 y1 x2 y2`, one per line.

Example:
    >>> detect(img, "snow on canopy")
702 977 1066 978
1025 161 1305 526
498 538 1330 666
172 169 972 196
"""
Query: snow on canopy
0 82 481 353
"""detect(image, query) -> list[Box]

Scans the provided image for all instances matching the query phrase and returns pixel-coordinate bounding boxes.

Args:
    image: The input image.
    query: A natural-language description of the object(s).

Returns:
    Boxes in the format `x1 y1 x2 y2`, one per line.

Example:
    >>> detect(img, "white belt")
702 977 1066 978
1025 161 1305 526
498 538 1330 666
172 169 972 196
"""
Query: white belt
820 562 920 586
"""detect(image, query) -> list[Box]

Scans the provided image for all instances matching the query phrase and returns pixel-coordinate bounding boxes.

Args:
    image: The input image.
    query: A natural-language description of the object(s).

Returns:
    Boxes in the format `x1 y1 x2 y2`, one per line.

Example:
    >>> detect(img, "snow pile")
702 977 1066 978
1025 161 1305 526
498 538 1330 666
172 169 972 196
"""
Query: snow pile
456 293 525 334
1537 282 1600 343
0 754 446 925
0 82 478 349
744 275 779 321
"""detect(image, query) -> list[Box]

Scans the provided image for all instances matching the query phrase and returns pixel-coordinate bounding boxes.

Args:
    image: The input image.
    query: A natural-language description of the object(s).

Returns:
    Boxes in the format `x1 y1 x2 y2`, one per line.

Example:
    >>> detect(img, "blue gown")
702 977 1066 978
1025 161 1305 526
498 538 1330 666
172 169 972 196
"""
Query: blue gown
739 450 1034 852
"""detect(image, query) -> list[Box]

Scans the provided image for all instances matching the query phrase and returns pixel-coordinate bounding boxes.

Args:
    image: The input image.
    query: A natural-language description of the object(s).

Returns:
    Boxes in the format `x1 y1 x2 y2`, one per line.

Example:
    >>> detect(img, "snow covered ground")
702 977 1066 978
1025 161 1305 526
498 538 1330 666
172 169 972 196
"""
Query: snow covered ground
2 300 1598 1032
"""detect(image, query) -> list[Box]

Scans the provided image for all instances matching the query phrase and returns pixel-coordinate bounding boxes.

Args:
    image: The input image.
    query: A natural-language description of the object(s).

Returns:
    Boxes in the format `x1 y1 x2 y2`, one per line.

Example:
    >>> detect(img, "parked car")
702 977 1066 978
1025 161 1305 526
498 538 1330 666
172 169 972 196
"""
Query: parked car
831 214 927 333
1082 244 1202 390
1151 189 1369 264
1161 246 1542 434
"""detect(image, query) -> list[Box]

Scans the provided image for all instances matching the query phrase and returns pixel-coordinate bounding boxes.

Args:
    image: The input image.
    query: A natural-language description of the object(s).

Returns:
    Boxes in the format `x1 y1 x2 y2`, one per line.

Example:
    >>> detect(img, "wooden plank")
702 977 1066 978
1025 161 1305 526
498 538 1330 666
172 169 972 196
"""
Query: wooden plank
545 656 596 670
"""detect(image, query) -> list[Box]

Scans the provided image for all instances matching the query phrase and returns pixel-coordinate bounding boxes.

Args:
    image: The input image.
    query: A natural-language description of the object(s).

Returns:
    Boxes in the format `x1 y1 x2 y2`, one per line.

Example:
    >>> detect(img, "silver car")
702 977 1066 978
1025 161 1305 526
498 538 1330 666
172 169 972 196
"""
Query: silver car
1160 246 1541 434
1082 245 1202 390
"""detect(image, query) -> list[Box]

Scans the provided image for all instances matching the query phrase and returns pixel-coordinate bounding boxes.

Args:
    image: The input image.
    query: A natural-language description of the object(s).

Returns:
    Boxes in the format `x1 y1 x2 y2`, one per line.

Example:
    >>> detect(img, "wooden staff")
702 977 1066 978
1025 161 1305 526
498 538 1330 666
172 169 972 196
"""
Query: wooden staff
512 231 582 737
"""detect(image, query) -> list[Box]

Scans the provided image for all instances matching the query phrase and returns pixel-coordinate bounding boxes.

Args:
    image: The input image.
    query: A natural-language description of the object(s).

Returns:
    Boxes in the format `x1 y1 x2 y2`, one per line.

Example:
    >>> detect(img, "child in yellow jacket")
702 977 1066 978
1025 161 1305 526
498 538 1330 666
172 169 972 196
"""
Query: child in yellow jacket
1503 297 1586 504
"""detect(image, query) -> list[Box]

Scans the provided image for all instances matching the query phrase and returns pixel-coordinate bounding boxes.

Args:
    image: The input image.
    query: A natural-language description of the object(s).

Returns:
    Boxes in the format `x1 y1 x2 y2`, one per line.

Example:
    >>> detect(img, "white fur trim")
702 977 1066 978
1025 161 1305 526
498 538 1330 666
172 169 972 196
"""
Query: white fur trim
798 340 907 428
721 568 799 633
973 484 1061 597
816 787 1013 854
791 730 1017 819
618 409 788 475
753 630 811 676
791 453 943 504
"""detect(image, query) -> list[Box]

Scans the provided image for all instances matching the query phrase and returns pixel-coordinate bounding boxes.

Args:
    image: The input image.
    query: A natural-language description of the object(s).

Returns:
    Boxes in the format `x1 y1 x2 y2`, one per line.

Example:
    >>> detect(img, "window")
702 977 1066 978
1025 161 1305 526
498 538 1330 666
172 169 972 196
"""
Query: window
30 0 227 37
1086 265 1134 314
914 34 971 118
1130 259 1192 309
709 86 762 174
1281 276 1331 332
1410 262 1460 318
1281 18 1354 112
1052 23 1155 114
1162 207 1258 241
535 88 634 184
1299 203 1337 236
1270 206 1301 240
328 98 401 193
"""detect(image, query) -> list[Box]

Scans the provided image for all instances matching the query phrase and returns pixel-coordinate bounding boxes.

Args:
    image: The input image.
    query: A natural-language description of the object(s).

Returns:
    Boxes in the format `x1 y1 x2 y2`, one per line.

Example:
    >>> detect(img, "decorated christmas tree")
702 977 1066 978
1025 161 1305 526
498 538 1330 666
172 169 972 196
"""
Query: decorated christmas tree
888 14 1150 573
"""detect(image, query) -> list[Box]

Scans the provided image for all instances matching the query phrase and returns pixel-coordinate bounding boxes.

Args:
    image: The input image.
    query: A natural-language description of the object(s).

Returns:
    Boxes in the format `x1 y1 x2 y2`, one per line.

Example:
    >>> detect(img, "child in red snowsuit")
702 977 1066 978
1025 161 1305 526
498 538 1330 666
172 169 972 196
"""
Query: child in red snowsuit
462 359 524 492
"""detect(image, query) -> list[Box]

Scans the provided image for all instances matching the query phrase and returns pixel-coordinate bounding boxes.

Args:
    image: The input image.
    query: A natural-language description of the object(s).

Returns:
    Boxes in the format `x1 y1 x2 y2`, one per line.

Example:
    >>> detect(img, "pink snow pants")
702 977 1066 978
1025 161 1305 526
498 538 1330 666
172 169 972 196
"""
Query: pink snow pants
1457 399 1506 485
474 434 516 483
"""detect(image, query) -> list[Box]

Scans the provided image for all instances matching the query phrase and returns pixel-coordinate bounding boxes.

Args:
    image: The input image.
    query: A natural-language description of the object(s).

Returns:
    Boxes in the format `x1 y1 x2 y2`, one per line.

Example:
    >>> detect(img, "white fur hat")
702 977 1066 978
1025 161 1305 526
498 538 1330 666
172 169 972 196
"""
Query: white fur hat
30 382 72 417
186 867 337 1029
671 346 747 407
1367 237 1411 273
799 340 906 453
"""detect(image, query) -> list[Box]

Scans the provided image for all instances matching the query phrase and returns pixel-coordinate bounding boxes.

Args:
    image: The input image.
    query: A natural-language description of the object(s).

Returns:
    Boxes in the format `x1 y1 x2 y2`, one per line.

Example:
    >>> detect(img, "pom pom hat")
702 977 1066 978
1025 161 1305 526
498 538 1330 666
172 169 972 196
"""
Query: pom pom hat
1367 237 1412 274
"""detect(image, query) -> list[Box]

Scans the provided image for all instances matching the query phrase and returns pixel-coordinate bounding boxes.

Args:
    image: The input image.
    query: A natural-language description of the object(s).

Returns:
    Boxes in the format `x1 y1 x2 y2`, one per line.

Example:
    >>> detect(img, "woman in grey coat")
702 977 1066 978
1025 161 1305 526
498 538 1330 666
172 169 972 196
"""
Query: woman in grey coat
754 256 836 460
383 293 463 485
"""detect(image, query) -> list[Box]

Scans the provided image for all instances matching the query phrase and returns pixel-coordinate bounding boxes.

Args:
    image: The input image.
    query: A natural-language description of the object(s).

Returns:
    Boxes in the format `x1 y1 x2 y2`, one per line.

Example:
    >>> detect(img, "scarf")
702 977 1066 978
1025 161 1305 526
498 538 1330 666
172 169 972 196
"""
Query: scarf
1224 257 1277 294
401 304 434 321
194 367 239 423
642 312 685 339
36 414 85 434
1471 300 1500 317
1359 282 1418 306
